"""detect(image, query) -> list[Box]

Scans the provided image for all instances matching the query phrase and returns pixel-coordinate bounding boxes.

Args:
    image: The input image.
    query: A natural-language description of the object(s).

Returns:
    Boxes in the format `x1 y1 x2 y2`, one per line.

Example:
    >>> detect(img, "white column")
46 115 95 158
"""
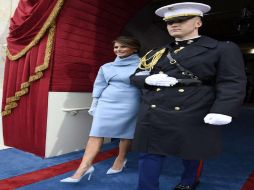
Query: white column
0 0 19 149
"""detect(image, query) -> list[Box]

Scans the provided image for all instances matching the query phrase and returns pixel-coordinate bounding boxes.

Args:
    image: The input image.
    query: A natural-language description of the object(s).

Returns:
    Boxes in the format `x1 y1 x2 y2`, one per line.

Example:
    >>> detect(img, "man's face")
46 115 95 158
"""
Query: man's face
166 17 202 39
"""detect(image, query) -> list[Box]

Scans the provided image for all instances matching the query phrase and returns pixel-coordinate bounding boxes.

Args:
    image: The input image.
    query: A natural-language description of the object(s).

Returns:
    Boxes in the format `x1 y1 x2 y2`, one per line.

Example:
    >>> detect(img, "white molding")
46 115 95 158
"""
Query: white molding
62 107 90 116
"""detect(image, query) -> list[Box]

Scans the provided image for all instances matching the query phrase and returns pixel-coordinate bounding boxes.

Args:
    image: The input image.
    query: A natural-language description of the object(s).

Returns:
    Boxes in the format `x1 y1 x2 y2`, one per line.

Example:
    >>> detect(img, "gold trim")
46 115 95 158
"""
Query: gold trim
174 47 185 54
6 0 64 61
6 96 20 104
138 48 166 71
4 102 18 110
163 14 201 21
29 71 44 82
2 23 56 116
15 88 29 97
21 81 30 89
1 0 63 116
2 110 11 116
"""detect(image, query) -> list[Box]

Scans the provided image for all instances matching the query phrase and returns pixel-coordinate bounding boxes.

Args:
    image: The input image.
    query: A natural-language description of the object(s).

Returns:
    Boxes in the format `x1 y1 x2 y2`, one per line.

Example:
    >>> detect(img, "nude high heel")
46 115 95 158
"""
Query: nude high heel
60 166 95 183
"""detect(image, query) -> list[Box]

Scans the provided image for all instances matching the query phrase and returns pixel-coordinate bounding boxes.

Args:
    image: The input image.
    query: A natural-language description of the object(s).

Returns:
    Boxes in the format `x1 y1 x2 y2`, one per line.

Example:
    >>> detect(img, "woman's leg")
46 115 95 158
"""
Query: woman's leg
111 139 132 170
71 136 104 179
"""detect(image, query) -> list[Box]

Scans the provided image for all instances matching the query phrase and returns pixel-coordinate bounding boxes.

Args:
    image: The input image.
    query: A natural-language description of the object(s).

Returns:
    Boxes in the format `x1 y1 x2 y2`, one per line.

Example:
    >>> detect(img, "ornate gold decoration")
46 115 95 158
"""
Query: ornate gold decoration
1 0 64 116
174 47 185 54
138 48 166 71
6 0 64 61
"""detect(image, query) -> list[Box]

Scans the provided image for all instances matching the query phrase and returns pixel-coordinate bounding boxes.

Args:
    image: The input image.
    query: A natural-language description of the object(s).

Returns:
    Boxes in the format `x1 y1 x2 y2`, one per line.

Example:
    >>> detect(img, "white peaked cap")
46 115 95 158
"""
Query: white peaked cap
155 2 211 21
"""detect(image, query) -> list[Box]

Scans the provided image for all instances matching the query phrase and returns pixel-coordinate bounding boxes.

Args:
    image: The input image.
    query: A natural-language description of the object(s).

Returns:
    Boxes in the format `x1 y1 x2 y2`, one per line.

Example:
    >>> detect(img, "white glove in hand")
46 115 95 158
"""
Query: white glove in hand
135 70 150 76
204 113 232 125
88 98 98 116
145 73 178 87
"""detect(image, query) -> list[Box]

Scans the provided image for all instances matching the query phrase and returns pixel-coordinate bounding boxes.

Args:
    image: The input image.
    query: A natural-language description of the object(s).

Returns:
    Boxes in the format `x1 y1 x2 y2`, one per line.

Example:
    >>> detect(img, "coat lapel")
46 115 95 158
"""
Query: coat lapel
173 45 208 62
172 36 218 62
153 36 218 72
103 64 118 83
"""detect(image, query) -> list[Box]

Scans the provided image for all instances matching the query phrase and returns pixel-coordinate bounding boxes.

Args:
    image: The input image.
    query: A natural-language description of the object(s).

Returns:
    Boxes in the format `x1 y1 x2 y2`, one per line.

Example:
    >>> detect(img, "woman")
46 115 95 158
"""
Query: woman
60 36 141 183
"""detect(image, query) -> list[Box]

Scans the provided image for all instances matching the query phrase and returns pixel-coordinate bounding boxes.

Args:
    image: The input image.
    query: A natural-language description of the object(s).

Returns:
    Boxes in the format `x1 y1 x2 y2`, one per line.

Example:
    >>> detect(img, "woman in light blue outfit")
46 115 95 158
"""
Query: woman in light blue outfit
90 54 141 139
61 36 141 183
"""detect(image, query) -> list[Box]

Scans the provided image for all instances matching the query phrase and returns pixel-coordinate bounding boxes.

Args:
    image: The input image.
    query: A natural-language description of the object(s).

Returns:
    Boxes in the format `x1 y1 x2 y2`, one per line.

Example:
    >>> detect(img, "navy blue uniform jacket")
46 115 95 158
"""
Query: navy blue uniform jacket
130 36 247 160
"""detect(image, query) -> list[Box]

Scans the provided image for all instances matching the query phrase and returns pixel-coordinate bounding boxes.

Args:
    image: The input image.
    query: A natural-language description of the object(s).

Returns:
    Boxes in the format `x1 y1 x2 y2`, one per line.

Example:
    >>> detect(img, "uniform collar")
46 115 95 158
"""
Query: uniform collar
175 36 200 45
167 35 218 49
190 35 218 48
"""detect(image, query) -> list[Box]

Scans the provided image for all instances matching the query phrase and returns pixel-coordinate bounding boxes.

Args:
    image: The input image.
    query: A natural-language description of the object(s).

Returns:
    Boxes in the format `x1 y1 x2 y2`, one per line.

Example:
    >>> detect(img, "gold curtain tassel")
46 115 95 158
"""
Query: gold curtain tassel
4 102 18 110
1 110 12 116
21 82 30 89
15 88 29 97
6 96 20 103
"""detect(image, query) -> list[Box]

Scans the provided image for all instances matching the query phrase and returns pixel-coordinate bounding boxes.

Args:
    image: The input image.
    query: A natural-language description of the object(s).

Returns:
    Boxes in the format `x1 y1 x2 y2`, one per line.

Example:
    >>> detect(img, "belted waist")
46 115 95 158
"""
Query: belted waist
177 78 214 86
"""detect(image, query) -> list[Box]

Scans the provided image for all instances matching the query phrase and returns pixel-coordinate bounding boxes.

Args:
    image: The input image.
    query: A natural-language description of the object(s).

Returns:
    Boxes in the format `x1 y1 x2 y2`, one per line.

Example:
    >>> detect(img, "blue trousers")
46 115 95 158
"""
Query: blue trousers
137 153 203 190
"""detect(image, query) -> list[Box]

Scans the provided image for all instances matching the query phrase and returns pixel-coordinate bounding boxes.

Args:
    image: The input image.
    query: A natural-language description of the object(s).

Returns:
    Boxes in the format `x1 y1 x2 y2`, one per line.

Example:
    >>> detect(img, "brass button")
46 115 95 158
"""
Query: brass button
174 106 181 111
151 105 156 108
156 88 161 92
178 89 184 93
159 71 164 74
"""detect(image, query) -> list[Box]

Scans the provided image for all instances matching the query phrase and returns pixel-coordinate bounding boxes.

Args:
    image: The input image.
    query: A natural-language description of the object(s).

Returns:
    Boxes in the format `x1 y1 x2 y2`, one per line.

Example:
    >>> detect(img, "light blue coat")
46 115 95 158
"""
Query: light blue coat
89 54 141 139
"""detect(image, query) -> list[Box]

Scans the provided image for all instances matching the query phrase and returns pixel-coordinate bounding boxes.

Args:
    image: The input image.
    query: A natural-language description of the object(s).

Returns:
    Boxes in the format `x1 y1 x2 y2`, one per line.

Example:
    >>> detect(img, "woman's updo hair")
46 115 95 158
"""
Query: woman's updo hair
113 36 141 53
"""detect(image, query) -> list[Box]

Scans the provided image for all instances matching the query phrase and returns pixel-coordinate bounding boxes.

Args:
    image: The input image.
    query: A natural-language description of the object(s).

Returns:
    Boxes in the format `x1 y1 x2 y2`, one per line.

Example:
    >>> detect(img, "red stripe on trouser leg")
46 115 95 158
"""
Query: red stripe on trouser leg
241 170 254 190
195 160 203 181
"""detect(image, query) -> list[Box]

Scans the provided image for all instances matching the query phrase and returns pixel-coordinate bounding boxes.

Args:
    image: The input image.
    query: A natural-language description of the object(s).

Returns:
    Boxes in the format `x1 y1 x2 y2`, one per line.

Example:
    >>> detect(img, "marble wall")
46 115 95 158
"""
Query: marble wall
0 0 19 149
0 0 19 88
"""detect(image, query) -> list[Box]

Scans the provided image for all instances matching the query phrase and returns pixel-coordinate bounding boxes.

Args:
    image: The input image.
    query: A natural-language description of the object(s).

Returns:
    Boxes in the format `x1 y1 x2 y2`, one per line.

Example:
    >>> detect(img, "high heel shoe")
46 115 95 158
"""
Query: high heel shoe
60 166 95 183
106 159 127 175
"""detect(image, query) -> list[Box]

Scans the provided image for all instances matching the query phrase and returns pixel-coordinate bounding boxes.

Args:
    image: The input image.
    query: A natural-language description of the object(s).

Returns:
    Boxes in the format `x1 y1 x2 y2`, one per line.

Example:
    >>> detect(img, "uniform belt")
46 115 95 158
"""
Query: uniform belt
177 78 214 86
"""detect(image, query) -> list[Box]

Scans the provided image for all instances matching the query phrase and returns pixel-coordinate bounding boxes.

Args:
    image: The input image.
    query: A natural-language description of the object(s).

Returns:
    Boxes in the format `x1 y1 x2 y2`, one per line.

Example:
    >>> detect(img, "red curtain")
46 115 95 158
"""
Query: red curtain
2 0 62 157
2 0 151 157
51 0 150 92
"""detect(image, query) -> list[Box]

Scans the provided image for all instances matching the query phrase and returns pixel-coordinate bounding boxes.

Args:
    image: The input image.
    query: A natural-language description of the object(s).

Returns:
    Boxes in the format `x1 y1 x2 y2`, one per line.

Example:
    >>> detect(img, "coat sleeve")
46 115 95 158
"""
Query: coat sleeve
92 67 108 98
209 42 247 117
130 68 150 88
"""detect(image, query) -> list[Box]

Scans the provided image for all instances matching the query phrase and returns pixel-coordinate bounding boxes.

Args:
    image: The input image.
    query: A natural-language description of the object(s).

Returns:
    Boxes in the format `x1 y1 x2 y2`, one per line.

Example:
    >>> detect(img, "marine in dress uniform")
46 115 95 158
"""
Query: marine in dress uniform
130 2 247 190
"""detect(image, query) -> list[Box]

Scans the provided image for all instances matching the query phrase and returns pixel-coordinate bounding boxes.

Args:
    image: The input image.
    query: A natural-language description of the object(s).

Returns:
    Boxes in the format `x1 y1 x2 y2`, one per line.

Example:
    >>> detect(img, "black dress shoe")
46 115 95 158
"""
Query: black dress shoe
174 181 200 190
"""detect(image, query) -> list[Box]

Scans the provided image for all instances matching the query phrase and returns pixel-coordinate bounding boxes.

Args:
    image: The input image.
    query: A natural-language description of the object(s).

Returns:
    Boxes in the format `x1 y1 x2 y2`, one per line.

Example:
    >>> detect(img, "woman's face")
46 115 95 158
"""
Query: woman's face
113 42 136 58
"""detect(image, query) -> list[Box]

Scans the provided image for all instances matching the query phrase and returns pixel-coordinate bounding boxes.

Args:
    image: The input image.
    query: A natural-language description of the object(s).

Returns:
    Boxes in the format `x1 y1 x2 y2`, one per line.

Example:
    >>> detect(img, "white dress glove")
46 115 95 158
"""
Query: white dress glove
135 70 150 76
145 73 178 87
88 98 98 116
204 113 232 125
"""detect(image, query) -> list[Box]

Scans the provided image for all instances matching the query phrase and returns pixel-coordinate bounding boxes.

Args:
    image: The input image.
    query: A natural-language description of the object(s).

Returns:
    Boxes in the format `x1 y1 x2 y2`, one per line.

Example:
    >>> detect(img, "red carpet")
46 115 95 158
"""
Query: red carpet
241 170 254 190
0 148 118 190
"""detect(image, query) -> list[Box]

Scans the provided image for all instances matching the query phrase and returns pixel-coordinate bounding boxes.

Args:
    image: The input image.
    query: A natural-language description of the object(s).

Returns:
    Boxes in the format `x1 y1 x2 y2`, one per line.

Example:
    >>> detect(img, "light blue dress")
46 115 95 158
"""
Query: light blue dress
89 54 141 139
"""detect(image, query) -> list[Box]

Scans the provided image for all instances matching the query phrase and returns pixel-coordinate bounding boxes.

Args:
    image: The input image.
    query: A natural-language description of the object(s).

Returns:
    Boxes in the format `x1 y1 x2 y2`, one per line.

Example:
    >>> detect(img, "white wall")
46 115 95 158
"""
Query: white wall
45 92 93 157
0 0 19 149
0 0 19 86
0 89 4 149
